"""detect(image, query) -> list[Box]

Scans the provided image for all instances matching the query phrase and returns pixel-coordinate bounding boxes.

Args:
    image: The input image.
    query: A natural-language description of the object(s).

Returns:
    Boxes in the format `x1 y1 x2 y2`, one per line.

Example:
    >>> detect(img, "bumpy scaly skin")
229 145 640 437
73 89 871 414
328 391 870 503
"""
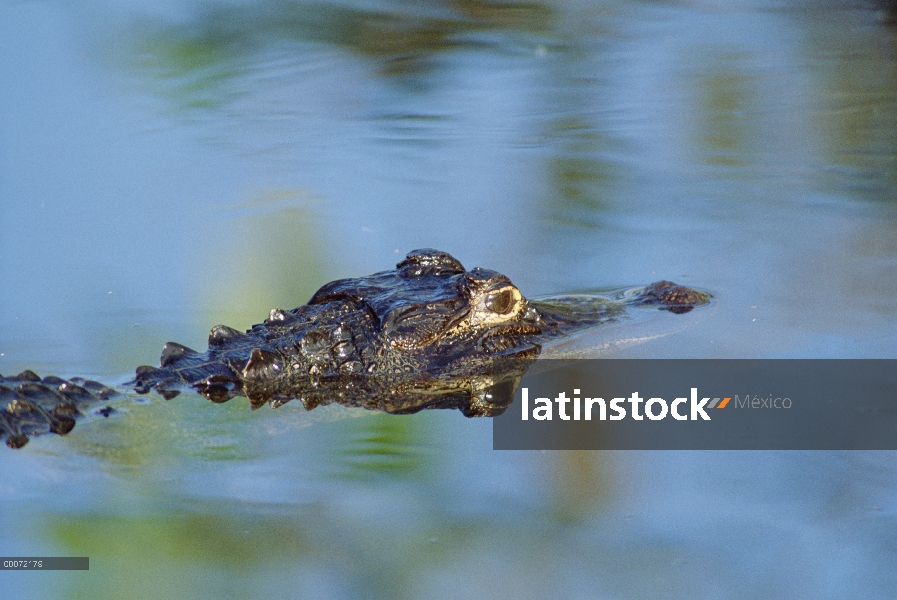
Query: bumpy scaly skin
0 371 118 448
134 249 545 415
0 249 709 448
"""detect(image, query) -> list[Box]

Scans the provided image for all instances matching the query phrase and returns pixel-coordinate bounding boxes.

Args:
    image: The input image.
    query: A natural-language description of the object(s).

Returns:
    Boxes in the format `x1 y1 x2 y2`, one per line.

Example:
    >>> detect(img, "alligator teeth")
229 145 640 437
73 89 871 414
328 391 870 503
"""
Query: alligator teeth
159 342 199 367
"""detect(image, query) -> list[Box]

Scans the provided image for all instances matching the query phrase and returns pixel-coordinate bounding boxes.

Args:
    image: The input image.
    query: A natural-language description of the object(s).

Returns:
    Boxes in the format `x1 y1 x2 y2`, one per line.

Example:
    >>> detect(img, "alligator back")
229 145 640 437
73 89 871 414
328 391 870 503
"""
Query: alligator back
0 371 118 448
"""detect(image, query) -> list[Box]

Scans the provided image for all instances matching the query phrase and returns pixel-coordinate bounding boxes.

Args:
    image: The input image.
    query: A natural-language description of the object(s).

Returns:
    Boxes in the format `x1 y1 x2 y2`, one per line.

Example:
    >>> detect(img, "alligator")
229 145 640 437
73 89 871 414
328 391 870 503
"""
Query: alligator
0 249 709 449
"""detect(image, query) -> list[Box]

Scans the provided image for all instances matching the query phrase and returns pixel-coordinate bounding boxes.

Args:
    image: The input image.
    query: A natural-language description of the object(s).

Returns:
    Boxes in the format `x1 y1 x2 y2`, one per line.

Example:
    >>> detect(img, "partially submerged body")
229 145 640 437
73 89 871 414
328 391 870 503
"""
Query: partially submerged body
0 249 709 448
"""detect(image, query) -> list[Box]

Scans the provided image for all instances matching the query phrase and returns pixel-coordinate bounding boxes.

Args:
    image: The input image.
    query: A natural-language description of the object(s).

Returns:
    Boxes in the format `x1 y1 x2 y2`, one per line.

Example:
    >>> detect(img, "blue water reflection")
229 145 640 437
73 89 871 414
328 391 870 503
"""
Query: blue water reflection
1 0 897 598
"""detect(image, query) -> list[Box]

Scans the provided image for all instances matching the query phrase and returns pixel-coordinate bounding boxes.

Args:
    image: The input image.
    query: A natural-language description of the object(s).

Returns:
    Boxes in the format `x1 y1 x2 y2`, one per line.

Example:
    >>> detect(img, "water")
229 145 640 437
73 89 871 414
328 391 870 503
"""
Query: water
1 0 896 598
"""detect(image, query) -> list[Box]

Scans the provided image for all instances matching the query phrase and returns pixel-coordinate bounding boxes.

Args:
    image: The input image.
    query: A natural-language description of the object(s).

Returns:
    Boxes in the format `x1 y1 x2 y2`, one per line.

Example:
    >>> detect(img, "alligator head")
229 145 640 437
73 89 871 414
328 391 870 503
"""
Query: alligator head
307 248 543 360
134 249 559 416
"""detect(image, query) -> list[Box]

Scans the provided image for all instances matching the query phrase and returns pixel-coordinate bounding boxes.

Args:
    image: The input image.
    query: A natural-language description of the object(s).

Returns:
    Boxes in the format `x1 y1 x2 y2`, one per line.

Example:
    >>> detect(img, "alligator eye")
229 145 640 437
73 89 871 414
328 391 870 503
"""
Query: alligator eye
485 289 515 315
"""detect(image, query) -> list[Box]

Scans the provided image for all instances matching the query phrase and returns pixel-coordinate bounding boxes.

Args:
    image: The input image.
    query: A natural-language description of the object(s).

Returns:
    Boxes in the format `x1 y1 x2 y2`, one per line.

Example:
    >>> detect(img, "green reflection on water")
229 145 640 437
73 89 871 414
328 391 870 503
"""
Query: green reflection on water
126 0 554 105
547 450 612 524
135 34 237 110
698 67 751 168
807 17 897 201
59 394 263 468
544 115 617 229
53 512 311 566
49 511 312 599
331 412 433 481
202 190 328 330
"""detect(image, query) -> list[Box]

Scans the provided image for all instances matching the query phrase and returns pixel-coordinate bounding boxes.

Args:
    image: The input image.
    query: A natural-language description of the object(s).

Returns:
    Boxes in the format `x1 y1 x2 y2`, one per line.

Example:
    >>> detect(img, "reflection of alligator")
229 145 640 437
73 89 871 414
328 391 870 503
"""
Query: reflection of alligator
0 249 709 448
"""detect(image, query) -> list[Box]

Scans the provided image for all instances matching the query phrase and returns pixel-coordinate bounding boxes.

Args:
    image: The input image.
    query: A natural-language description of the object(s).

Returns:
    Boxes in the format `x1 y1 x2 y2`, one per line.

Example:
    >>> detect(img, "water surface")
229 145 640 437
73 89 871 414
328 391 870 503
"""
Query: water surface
1 1 896 598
